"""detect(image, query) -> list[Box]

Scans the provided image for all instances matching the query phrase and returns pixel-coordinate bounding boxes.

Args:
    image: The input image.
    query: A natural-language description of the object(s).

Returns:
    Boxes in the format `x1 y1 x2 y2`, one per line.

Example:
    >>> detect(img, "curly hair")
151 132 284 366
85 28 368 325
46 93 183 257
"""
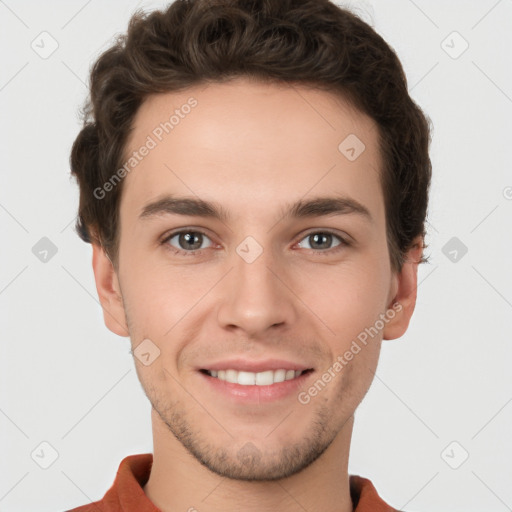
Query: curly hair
70 0 432 273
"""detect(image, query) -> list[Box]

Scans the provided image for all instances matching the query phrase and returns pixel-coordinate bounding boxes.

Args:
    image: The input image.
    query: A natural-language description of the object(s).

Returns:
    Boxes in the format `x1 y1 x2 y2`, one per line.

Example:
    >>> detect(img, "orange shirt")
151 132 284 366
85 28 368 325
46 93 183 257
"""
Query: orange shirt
67 453 400 511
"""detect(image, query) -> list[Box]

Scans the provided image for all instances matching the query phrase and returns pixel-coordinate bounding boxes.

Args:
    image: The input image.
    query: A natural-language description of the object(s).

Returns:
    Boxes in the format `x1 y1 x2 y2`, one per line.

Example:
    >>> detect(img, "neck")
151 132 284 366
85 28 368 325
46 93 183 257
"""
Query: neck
143 409 354 512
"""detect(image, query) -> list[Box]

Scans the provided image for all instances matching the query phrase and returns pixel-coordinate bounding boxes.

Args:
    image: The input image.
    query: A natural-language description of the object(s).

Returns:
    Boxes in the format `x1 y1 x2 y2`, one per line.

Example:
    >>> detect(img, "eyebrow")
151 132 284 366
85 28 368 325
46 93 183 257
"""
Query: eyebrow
139 194 373 224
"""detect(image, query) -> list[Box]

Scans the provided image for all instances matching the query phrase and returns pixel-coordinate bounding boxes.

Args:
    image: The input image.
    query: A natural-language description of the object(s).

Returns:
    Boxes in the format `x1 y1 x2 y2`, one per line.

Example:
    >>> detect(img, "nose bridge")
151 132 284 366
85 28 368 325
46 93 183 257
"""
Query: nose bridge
232 236 282 303
234 238 277 290
216 236 296 333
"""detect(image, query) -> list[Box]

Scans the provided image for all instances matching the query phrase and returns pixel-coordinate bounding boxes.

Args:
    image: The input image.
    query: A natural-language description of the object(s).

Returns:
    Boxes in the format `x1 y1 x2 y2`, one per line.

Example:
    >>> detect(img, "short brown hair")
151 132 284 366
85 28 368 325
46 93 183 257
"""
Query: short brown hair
70 0 432 272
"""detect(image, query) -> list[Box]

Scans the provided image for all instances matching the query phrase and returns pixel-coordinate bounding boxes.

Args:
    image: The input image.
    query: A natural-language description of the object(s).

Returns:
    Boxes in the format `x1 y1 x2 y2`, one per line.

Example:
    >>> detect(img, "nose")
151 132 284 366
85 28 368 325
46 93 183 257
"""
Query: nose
216 243 298 337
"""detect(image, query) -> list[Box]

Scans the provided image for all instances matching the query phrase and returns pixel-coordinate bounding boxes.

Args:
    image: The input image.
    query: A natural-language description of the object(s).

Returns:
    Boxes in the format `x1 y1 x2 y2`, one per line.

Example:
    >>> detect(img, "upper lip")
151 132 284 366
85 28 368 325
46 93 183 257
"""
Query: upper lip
199 358 313 373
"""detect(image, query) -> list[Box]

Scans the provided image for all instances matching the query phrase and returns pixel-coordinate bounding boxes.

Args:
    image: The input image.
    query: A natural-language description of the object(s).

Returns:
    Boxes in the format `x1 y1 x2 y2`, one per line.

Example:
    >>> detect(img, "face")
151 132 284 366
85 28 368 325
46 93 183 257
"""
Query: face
93 77 419 481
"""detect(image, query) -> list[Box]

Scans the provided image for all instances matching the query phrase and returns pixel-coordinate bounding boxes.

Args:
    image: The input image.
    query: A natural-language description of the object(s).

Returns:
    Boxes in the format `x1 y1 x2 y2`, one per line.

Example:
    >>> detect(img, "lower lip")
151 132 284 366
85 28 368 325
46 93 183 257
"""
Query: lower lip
199 371 313 403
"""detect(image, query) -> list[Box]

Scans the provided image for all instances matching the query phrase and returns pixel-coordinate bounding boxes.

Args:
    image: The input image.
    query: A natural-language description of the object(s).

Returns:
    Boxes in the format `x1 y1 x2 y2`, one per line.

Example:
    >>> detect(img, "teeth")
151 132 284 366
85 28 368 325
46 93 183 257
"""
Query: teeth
255 370 273 386
273 369 286 383
207 368 306 385
238 371 256 385
225 369 237 384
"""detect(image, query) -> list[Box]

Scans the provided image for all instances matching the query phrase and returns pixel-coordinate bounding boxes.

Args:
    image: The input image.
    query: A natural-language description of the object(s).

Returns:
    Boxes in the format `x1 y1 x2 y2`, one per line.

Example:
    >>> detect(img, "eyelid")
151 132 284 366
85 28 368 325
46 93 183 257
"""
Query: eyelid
295 227 352 245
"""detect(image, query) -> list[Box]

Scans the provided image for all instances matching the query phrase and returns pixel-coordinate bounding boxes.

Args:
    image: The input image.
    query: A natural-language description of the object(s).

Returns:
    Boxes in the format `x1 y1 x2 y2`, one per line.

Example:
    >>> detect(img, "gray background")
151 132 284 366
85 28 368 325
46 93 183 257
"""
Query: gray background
1 0 511 510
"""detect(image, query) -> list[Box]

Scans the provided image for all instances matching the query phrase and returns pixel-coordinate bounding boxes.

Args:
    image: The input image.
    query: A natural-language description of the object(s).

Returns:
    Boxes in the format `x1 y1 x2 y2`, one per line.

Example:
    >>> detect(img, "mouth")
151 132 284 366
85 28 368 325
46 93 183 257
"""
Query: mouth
196 359 315 403
199 368 314 386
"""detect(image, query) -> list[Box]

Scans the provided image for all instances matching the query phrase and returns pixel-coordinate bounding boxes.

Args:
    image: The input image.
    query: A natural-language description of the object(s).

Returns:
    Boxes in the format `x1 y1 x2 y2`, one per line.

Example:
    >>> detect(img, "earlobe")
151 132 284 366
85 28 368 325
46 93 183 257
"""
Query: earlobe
383 236 425 341
91 243 130 337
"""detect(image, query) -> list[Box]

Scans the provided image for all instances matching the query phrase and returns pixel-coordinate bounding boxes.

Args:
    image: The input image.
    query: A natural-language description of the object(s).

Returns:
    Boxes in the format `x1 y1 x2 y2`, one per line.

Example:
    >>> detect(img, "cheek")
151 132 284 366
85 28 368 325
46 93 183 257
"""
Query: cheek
119 243 177 312
120 257 217 357
294 260 390 341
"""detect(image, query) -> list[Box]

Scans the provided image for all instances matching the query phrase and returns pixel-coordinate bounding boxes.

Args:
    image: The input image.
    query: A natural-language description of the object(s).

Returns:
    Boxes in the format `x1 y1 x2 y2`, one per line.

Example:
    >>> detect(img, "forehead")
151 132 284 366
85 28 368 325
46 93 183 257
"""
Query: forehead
119 77 384 227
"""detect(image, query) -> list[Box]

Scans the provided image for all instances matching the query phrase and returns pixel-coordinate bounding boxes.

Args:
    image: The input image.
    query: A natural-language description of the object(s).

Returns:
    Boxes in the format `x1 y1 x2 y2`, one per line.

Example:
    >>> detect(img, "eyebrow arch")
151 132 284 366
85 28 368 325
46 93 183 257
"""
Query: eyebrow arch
139 194 373 224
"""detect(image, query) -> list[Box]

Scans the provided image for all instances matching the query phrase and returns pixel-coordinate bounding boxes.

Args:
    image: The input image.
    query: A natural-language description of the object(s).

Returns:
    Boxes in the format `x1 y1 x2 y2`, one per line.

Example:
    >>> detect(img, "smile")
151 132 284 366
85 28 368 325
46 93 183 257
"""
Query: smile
201 369 311 386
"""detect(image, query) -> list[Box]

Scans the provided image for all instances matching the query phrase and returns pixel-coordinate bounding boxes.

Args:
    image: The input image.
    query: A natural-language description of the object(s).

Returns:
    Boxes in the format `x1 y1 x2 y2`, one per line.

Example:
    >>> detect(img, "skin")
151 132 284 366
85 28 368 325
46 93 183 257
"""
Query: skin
92 77 423 512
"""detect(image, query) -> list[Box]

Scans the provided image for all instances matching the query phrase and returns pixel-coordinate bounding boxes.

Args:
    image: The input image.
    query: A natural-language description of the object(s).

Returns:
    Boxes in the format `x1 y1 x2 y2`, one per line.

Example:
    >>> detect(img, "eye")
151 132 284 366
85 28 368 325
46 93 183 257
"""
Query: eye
160 228 350 257
161 229 214 255
296 231 348 254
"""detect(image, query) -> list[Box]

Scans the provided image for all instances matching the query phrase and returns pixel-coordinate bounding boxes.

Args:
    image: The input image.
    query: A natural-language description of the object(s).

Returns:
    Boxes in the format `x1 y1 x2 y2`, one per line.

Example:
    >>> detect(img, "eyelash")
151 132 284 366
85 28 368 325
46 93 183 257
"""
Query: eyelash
160 228 351 257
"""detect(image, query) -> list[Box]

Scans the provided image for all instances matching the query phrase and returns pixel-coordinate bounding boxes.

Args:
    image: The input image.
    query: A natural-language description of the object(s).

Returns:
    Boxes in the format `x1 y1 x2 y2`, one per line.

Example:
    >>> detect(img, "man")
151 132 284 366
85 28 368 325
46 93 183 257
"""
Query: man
67 0 432 510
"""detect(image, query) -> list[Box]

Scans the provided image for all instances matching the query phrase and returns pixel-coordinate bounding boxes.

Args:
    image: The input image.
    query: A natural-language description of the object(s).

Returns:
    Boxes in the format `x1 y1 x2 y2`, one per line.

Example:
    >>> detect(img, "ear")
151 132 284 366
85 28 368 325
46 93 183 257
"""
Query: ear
383 235 424 340
91 243 130 337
